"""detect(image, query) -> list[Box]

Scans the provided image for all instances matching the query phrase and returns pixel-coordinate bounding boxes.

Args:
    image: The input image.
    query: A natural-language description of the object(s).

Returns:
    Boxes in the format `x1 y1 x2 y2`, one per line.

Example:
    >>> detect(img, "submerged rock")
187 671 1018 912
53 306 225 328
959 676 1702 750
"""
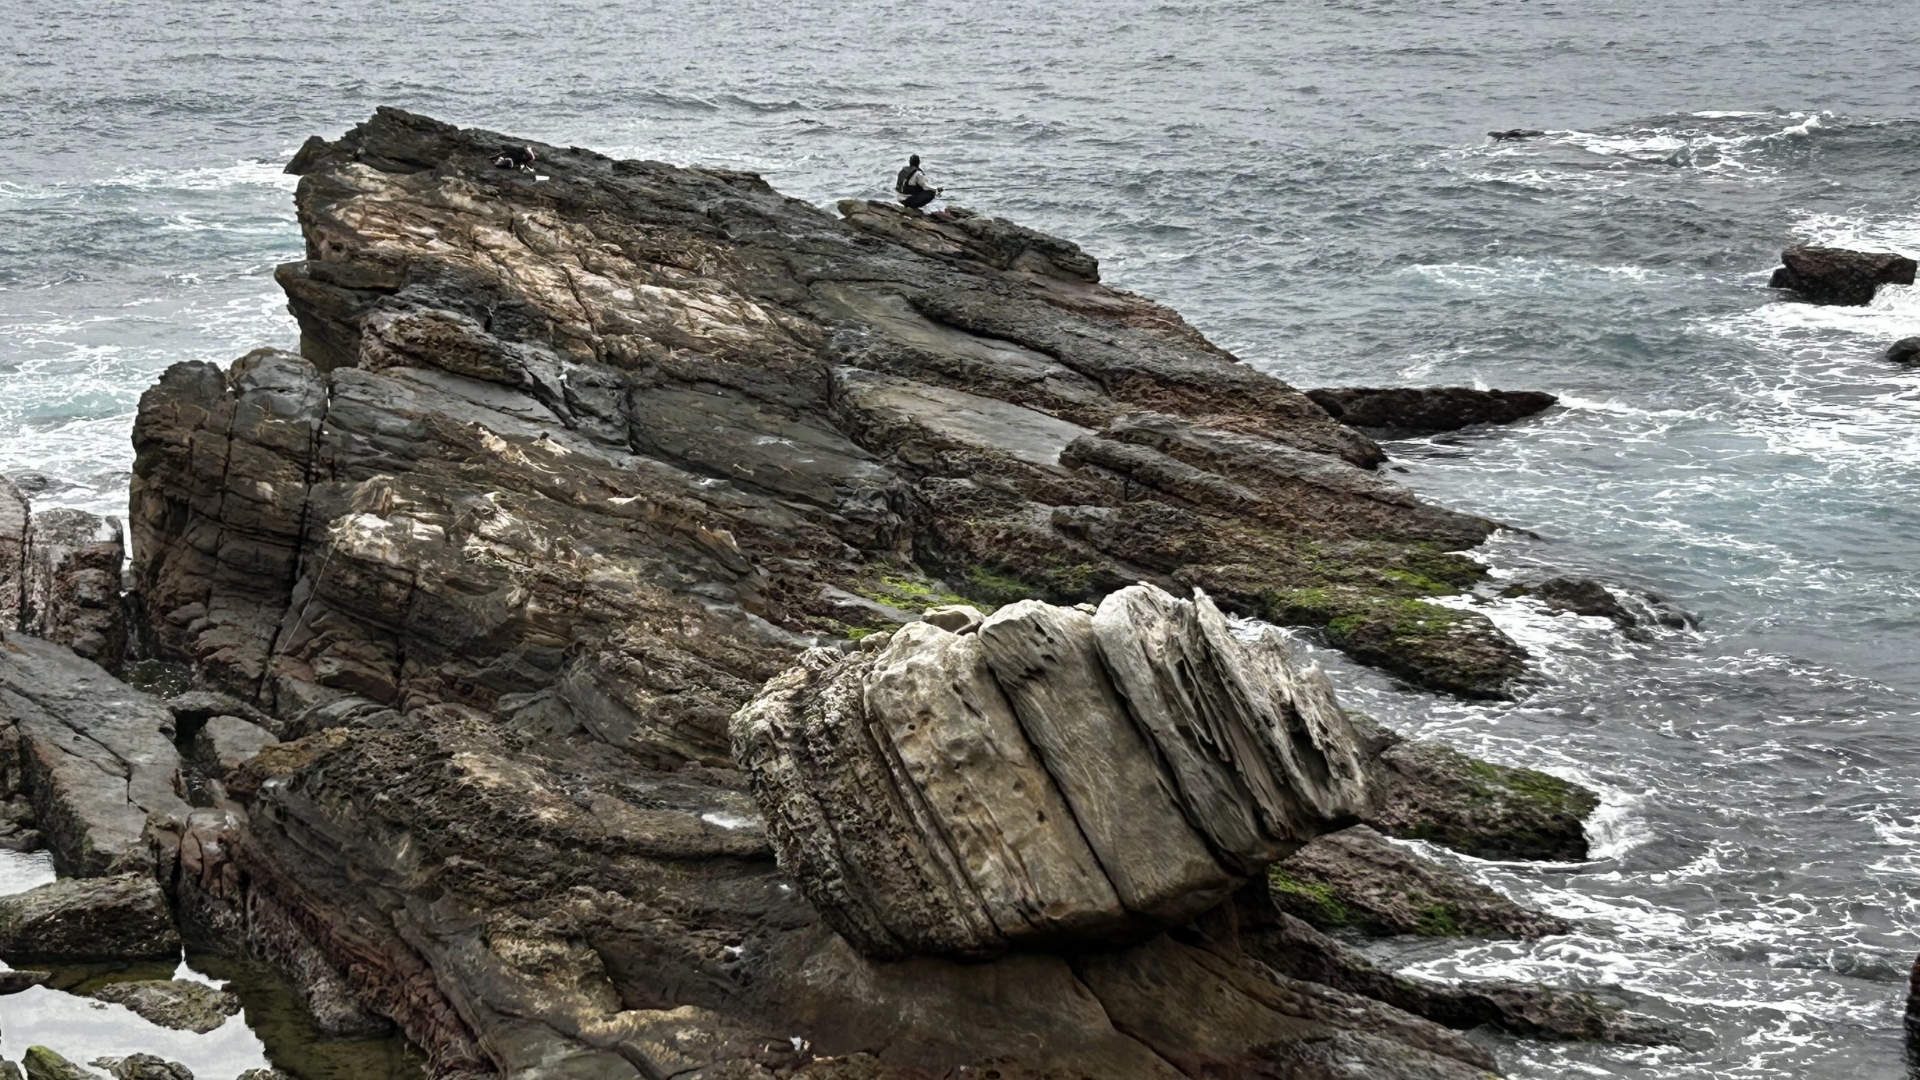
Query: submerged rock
1306 386 1557 436
1268 825 1567 938
1769 245 1917 305
1887 336 1920 365
0 874 180 963
1368 738 1598 861
0 634 189 877
733 585 1372 958
90 980 241 1034
1488 128 1547 141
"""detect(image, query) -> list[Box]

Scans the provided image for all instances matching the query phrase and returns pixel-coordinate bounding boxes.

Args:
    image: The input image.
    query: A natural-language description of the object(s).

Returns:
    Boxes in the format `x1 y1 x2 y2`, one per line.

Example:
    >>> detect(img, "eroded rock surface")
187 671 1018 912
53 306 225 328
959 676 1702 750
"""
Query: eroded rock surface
1368 738 1597 862
22 510 127 667
1769 245 1917 305
734 586 1370 958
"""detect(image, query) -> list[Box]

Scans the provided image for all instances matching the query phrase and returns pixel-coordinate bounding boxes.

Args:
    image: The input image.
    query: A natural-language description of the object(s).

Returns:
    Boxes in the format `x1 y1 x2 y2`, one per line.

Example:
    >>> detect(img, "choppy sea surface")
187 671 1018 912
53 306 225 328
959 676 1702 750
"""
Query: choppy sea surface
6 1 1920 1076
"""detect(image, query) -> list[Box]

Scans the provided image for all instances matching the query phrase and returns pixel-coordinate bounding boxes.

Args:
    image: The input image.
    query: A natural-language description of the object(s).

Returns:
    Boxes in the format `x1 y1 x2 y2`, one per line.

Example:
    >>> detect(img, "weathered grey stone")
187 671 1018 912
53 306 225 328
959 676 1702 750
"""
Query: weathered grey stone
0 1059 22 1080
0 873 180 962
736 585 1371 959
189 716 278 777
1091 585 1374 873
91 1055 193 1080
23 509 126 667
976 600 1235 923
0 635 189 877
90 980 239 1034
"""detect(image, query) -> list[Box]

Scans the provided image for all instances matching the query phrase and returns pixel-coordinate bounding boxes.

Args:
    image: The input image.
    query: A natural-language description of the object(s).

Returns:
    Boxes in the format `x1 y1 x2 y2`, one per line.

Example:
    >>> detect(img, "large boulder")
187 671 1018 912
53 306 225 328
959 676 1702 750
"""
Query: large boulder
1769 245 1917 305
1306 387 1557 436
1366 738 1598 861
0 634 189 877
21 1049 93 1080
0 873 180 963
732 584 1372 959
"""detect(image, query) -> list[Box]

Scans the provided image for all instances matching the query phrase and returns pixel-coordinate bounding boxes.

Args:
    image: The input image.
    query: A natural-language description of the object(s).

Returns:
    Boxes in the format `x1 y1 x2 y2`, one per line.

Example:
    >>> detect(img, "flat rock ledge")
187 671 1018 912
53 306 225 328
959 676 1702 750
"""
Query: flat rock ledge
1269 825 1568 938
733 584 1372 958
1306 387 1557 436
90 979 242 1034
0 874 180 964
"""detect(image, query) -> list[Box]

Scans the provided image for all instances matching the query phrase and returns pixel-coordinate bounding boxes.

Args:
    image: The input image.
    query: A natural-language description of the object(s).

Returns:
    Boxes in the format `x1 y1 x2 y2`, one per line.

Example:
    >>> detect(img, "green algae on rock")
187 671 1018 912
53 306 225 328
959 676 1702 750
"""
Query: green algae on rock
1369 741 1600 861
1268 826 1567 939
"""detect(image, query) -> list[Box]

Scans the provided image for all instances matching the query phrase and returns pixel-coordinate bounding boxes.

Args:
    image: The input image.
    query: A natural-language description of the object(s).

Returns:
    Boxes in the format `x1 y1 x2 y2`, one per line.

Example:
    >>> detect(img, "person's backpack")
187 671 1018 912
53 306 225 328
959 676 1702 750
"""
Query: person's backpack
895 165 915 195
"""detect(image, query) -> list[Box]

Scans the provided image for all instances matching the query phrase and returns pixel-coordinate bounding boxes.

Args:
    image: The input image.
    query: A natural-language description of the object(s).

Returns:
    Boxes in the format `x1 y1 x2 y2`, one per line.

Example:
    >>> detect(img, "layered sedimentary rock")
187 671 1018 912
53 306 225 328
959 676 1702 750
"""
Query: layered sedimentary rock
0 478 127 667
107 109 1597 1078
733 586 1370 958
1769 245 1917 305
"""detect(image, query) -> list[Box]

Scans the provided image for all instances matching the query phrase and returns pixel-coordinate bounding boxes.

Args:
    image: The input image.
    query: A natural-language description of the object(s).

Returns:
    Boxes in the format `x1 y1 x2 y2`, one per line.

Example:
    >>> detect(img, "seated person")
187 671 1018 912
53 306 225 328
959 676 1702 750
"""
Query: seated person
894 154 941 209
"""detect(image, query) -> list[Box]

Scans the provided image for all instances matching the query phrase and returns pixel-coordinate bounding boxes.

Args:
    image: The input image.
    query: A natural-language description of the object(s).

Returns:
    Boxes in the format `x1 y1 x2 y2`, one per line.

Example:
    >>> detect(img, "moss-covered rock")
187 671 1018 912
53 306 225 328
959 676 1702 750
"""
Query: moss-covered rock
1267 825 1566 939
1368 739 1599 861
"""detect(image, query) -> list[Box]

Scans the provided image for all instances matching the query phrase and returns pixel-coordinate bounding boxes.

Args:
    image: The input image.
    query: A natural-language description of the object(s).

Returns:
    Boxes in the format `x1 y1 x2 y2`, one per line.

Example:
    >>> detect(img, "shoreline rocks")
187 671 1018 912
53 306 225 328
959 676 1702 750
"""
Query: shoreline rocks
0 874 180 964
90 980 241 1034
1769 245 1916 306
1307 386 1557 436
1269 825 1568 938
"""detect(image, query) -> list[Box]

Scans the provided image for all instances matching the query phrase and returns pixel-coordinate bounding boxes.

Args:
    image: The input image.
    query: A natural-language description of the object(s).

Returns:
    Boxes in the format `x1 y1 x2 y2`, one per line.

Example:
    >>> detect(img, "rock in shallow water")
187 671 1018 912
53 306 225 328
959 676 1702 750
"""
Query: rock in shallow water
92 1055 194 1080
1769 245 1917 305
732 583 1372 958
0 874 179 963
1306 386 1557 436
1269 824 1568 938
21 1048 92 1080
1367 738 1598 861
89 980 241 1034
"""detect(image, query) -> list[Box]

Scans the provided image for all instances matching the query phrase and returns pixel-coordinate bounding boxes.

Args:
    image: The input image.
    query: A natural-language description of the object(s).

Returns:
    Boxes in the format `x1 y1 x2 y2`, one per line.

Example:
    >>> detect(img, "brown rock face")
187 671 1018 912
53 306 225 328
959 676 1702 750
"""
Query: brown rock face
115 109 1568 1078
1769 245 1917 305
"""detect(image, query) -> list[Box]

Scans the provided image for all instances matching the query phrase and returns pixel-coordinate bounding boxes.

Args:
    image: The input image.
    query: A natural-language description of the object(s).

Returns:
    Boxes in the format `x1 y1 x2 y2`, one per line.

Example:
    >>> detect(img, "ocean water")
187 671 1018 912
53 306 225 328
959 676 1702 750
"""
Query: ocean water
6 1 1920 1076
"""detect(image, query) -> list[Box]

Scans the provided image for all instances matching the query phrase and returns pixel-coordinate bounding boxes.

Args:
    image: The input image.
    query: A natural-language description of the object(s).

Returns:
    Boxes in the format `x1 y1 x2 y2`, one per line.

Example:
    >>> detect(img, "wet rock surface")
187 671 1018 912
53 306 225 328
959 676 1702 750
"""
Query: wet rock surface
0 874 181 963
1267 825 1567 938
1887 336 1920 365
1305 387 1557 436
1240 899 1674 1045
0 968 51 993
733 586 1371 958
1368 737 1597 861
89 979 242 1034
1769 244 1917 305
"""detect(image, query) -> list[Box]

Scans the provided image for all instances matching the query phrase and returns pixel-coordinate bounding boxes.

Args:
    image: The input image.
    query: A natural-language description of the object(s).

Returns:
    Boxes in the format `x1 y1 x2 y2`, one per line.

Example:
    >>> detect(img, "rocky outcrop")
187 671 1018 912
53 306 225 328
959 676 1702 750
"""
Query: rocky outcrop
1367 737 1597 861
733 586 1370 959
0 874 180 963
1769 245 1917 305
188 716 278 777
0 635 189 877
1268 825 1567 938
90 980 242 1034
1305 387 1557 436
100 109 1618 1079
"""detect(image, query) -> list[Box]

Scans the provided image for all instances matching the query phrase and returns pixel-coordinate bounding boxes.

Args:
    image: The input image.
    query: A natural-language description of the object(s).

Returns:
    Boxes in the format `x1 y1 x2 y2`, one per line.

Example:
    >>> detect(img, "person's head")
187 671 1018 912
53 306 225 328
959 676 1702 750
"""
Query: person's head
909 155 920 167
